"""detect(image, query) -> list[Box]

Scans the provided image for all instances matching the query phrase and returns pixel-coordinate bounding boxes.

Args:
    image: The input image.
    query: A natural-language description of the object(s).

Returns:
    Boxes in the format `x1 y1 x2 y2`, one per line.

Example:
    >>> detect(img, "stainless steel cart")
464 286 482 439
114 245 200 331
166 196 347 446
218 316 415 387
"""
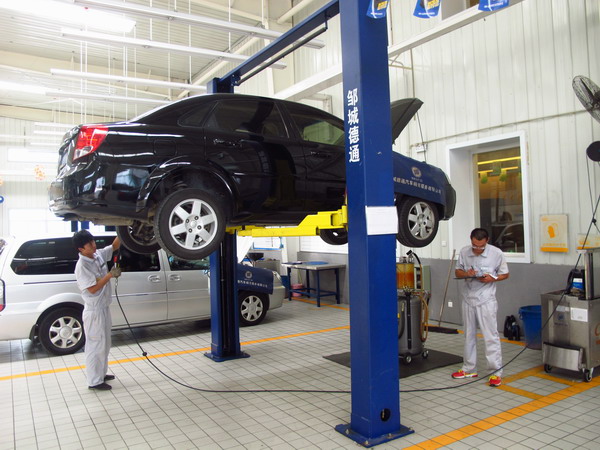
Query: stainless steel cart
541 291 600 381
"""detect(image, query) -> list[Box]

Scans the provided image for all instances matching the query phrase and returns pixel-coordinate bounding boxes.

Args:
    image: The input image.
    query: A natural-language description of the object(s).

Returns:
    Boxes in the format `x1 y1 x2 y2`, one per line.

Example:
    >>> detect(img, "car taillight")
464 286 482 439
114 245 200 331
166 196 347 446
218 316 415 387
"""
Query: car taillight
73 125 108 161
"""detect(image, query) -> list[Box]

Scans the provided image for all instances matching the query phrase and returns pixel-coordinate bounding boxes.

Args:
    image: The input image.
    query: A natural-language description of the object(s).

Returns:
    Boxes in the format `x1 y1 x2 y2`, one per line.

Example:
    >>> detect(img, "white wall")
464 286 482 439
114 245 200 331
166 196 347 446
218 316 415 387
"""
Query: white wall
271 0 600 266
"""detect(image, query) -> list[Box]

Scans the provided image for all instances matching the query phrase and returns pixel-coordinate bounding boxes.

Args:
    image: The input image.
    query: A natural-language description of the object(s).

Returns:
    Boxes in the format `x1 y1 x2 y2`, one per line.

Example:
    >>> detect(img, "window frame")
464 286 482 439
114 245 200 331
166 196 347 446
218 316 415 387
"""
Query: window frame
447 131 531 263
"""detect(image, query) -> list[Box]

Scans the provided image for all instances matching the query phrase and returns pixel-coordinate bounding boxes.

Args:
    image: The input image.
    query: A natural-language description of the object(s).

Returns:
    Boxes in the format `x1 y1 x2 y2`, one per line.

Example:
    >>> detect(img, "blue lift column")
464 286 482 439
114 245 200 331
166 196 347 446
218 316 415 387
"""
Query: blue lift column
204 78 249 362
335 0 413 446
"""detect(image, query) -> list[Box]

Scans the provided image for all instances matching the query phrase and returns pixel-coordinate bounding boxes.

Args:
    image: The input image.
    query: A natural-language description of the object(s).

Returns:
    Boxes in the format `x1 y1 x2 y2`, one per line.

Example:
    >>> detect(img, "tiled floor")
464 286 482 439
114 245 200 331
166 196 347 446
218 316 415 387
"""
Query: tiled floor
2 297 600 449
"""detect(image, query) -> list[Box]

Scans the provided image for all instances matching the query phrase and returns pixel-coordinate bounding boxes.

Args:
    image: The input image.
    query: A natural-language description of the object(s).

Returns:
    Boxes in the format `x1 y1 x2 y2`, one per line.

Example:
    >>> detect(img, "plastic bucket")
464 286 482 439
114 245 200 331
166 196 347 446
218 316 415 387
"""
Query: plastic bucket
519 305 542 350
291 283 304 297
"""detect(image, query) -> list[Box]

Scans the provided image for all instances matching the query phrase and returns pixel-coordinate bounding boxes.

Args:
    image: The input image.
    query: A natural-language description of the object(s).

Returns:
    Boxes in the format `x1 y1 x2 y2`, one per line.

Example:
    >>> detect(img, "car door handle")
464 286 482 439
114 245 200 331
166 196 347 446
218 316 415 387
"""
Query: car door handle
148 275 162 283
310 151 331 158
169 275 181 281
213 138 239 147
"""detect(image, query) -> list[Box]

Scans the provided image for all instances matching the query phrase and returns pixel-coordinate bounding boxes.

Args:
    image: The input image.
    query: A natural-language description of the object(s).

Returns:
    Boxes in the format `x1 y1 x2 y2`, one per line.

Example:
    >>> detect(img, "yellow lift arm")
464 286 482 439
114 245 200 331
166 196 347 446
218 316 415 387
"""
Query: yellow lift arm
226 205 348 237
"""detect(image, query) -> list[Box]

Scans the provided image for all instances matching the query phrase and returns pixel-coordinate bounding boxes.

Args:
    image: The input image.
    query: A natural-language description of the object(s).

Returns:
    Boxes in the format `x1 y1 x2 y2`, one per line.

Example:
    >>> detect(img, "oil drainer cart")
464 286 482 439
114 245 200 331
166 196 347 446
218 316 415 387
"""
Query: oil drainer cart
541 248 600 381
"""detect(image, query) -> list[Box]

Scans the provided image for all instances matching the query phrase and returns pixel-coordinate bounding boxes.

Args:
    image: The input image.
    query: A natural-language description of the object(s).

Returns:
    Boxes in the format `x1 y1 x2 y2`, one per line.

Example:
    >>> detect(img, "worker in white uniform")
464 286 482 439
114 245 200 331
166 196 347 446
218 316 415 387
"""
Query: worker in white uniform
73 230 121 391
452 228 509 387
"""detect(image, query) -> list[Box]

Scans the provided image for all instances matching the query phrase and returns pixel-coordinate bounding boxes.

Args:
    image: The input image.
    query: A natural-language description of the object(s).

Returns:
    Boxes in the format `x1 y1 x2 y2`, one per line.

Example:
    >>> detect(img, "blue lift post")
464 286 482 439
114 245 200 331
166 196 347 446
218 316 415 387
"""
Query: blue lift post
204 79 249 362
205 1 411 445
334 0 412 446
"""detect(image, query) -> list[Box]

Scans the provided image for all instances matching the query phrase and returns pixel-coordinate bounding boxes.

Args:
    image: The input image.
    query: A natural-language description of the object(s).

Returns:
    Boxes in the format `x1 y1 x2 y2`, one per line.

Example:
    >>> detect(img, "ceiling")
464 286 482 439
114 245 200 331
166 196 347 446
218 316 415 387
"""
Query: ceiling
0 0 320 128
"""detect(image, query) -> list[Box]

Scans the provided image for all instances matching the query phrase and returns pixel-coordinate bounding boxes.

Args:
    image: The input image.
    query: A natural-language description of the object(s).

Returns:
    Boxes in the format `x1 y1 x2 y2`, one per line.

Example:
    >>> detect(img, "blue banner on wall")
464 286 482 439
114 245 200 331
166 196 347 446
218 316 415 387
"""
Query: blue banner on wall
414 0 441 19
479 0 509 11
367 0 389 19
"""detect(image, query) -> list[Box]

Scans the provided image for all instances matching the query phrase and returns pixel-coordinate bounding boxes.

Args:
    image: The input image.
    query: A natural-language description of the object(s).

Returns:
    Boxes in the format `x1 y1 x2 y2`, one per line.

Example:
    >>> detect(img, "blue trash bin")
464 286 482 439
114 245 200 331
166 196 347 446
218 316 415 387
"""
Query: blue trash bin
519 305 542 350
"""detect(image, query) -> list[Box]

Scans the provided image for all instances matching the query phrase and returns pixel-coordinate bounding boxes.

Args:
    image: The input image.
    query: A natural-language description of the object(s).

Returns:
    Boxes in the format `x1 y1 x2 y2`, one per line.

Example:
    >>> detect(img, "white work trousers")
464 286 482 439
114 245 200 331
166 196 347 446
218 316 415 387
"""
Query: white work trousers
83 306 112 387
462 300 502 376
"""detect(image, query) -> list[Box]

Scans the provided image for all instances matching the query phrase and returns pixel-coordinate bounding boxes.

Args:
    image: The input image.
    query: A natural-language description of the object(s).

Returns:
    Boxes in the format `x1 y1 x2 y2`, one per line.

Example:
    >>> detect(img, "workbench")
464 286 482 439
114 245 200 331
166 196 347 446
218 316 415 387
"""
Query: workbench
282 261 345 307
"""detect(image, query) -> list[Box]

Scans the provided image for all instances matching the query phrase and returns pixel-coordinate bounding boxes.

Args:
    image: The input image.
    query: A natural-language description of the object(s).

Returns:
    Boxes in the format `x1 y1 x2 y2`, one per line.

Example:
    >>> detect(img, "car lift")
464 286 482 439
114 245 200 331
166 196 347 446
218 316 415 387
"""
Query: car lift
204 1 410 446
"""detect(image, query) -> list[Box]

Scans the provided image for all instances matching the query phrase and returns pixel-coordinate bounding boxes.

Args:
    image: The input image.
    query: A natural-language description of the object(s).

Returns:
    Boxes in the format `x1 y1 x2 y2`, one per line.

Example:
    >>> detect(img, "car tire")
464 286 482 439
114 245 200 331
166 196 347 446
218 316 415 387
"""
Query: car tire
319 228 348 245
38 307 85 355
396 197 439 248
154 189 226 260
239 290 269 326
117 222 161 254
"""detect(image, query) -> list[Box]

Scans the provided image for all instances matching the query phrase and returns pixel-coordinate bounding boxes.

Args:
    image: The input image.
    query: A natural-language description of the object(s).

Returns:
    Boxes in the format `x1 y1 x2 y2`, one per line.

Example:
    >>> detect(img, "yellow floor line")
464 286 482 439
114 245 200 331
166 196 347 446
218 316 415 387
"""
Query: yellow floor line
0 325 349 382
405 369 600 449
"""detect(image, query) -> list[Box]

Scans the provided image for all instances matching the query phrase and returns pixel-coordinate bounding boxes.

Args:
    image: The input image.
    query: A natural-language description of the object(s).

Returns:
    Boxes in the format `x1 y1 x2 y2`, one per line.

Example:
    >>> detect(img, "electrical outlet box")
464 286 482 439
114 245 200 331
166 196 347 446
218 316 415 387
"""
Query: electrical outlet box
448 301 453 308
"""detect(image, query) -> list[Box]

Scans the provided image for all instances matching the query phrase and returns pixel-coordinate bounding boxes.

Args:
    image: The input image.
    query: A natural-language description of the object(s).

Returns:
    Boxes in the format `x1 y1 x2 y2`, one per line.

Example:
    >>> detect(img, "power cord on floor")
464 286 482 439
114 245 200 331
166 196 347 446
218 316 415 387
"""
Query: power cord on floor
112 187 599 395
113 280 350 394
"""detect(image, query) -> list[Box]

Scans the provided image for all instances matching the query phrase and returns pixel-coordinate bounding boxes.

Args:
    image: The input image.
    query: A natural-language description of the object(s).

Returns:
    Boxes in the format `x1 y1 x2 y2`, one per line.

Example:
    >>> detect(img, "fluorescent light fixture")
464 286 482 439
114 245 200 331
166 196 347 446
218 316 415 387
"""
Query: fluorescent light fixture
0 0 135 33
51 68 207 92
34 122 75 129
61 28 287 69
73 0 324 49
46 90 171 105
0 81 46 95
30 142 61 147
33 130 65 136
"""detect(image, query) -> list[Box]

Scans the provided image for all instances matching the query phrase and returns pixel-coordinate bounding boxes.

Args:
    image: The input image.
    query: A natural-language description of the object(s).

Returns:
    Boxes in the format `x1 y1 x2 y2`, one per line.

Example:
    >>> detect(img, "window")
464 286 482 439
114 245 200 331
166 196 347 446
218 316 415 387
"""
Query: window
287 106 345 146
167 255 210 271
448 132 530 263
10 236 159 275
205 100 288 138
476 148 524 253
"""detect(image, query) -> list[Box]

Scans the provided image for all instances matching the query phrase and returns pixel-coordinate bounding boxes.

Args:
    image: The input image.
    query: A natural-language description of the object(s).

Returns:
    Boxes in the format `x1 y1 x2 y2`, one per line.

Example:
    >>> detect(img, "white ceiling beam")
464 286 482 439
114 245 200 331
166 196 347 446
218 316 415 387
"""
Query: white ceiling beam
61 28 287 69
189 0 264 22
51 68 207 92
278 1 526 102
45 90 170 105
277 0 320 24
72 0 324 49
388 0 524 58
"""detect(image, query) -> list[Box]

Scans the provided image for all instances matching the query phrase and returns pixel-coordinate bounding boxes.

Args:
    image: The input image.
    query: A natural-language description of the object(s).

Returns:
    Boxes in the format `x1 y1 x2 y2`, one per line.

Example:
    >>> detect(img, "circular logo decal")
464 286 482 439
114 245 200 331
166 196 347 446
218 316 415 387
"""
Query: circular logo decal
412 167 422 178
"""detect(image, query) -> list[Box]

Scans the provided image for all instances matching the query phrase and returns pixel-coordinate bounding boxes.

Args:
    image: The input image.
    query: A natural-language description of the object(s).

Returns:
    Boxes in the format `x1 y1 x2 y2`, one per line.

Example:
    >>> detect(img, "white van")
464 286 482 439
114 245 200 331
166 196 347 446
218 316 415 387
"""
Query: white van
0 234 285 355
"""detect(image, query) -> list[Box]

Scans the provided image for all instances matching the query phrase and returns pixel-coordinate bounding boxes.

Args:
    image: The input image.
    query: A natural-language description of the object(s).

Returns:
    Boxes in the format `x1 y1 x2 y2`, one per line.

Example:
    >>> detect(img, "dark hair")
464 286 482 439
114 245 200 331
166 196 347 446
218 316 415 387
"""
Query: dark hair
470 228 489 241
73 230 95 250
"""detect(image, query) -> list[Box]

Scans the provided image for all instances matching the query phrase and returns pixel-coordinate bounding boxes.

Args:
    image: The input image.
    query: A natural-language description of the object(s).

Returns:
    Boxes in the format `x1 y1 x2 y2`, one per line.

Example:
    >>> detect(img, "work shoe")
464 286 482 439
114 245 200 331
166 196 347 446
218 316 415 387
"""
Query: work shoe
88 382 112 391
489 375 502 387
104 374 115 381
451 370 478 379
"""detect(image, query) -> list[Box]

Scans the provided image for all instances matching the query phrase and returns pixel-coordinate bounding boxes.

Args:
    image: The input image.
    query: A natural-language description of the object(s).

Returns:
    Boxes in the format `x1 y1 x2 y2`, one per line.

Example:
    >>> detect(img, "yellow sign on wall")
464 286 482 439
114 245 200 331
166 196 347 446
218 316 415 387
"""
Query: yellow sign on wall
540 214 568 253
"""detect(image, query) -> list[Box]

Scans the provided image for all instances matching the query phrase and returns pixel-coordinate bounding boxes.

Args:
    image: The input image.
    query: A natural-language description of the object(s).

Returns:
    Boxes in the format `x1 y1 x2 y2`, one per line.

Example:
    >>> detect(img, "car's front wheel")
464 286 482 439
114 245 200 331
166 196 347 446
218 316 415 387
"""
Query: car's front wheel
239 291 269 326
117 221 161 254
154 189 226 260
396 197 439 247
38 307 85 355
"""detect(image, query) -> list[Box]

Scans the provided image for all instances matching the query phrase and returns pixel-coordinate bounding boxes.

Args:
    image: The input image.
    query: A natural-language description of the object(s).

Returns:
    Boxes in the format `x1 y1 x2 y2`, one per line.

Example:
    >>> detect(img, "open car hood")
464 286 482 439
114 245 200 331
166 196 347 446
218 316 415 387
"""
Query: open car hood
391 98 423 140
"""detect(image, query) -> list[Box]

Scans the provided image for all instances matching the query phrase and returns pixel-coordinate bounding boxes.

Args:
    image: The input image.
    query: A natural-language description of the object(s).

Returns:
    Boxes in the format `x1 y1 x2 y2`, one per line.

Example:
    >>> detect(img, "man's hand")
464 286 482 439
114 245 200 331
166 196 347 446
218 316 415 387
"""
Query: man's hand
110 266 122 278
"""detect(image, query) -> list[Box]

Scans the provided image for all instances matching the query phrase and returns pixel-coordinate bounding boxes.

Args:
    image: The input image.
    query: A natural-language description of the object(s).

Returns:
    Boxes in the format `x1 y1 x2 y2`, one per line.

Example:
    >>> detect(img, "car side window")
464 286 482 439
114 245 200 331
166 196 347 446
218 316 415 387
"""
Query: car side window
11 238 80 275
286 105 345 146
167 255 210 271
205 100 288 138
178 103 215 128
117 247 160 272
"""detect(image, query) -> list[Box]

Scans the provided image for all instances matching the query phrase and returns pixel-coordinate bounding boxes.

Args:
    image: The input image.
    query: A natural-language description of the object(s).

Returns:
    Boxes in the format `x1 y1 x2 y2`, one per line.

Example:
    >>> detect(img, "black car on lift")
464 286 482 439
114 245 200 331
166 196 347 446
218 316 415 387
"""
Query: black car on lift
49 94 455 260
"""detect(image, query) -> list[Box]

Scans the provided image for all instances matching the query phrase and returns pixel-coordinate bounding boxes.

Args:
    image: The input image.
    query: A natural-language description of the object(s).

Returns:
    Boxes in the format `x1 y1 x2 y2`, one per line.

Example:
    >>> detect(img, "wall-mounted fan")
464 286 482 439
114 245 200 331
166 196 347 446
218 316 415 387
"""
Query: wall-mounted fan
573 76 600 161
573 75 600 124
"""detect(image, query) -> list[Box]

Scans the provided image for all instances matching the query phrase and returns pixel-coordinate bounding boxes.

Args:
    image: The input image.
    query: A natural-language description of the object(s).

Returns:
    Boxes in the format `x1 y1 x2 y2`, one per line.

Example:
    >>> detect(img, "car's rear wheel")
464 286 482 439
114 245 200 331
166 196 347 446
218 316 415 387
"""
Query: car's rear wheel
38 307 85 355
319 228 348 245
117 221 161 254
239 290 268 326
396 197 439 247
154 189 226 260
